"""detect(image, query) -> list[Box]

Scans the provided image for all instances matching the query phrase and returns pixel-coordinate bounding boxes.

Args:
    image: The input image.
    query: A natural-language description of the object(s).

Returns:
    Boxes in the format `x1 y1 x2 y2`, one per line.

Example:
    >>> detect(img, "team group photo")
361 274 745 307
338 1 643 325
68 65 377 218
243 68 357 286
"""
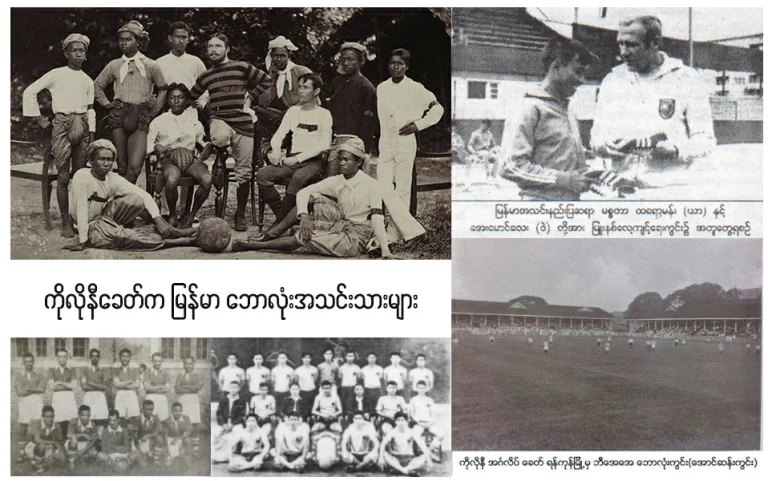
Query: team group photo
452 7 762 201
10 7 452 260
10 337 211 475
210 338 451 476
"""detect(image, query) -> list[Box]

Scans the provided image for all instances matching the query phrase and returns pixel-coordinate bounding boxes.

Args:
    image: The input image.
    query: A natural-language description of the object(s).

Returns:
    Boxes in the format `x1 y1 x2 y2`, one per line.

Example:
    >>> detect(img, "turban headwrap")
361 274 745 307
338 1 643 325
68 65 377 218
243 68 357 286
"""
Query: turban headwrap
86 139 118 162
266 36 299 98
338 136 366 160
62 33 90 52
118 20 150 49
337 42 367 74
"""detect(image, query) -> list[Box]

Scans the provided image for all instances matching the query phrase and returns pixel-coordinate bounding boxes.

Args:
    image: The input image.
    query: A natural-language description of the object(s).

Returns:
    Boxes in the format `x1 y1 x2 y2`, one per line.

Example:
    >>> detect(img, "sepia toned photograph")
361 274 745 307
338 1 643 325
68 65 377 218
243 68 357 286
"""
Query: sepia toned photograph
210 338 451 476
452 7 762 201
452 239 761 450
10 338 211 475
10 8 451 260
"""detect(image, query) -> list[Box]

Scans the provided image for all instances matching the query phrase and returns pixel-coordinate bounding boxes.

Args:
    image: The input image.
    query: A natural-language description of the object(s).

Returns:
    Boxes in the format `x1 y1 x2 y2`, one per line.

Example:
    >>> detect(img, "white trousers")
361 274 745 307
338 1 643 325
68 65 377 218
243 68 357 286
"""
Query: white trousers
377 131 417 207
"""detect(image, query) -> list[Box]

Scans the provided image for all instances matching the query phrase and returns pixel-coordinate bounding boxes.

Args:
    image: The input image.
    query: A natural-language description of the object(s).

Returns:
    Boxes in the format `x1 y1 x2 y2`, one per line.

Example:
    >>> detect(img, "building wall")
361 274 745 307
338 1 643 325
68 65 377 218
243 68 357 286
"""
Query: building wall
10 338 211 429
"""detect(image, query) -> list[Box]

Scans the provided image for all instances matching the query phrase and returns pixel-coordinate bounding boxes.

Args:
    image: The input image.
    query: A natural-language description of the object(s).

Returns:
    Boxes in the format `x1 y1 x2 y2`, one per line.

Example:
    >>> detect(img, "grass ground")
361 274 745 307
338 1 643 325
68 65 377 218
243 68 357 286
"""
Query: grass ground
452 332 761 451
10 143 450 260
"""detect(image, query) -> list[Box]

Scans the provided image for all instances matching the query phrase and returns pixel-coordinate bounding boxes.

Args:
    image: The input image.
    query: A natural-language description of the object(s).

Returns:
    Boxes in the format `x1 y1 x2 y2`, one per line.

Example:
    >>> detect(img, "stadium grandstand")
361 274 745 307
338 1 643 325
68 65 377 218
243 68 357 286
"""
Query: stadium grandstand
452 299 614 330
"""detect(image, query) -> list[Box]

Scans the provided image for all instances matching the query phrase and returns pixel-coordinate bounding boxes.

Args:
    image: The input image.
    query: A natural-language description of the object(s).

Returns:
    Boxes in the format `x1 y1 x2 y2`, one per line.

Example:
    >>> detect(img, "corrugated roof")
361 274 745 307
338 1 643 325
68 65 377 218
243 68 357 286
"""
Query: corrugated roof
452 299 614 319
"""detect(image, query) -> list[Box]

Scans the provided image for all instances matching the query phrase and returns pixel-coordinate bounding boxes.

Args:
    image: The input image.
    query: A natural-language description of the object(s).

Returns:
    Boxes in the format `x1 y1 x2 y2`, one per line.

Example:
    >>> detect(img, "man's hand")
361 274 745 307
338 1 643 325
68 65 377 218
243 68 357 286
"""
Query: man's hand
283 155 299 167
298 214 313 242
595 138 633 160
268 149 283 166
89 132 95 143
198 143 214 162
37 117 51 129
398 122 419 136
154 217 174 239
651 140 679 161
107 99 124 110
63 242 86 252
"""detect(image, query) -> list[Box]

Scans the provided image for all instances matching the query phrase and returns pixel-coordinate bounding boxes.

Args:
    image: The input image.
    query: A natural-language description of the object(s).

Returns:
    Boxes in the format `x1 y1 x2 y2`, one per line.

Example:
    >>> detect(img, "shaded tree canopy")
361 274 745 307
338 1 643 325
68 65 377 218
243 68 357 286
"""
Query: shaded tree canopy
625 292 665 319
11 7 451 144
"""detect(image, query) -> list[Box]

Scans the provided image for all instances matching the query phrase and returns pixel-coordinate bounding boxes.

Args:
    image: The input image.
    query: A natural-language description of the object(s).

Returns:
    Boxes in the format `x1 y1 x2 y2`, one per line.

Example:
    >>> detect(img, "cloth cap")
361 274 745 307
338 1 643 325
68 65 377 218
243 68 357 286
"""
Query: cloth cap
339 42 367 55
337 136 366 160
86 139 118 161
268 36 298 53
62 33 90 52
118 20 150 44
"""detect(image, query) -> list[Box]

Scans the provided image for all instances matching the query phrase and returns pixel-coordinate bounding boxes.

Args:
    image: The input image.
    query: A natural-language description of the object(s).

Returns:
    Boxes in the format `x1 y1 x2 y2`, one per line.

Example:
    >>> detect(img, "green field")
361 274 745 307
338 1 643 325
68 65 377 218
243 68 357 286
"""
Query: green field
453 332 761 451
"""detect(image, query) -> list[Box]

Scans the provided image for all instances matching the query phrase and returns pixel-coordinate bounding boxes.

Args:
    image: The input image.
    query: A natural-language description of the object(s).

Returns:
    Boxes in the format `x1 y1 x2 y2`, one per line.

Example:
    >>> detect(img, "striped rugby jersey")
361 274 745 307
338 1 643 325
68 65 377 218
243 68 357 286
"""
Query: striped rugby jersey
190 60 272 136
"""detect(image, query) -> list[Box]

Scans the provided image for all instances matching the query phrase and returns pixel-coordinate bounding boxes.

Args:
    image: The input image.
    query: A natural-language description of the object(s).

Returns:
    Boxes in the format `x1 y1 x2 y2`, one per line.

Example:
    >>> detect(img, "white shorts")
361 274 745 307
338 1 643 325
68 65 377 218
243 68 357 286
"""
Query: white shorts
178 393 201 424
52 391 78 422
18 394 43 425
115 390 140 419
146 394 169 421
82 391 109 420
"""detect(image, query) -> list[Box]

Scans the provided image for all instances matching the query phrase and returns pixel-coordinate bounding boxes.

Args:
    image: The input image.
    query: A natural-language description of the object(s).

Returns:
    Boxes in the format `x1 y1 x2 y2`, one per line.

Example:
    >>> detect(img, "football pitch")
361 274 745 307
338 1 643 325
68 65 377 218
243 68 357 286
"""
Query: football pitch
453 333 761 450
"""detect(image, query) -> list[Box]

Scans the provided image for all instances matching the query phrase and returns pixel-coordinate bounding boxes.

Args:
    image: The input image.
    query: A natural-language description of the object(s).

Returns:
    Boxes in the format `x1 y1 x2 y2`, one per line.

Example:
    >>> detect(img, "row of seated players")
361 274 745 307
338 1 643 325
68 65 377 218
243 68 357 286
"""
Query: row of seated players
213 379 442 474
19 400 197 474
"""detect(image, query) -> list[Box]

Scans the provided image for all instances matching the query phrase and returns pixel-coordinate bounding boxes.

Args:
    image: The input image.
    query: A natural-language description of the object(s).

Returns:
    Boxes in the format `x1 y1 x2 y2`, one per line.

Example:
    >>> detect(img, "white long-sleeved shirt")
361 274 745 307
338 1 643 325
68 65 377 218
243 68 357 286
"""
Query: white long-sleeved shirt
296 171 383 226
377 76 443 136
156 51 209 107
591 53 716 161
146 111 205 154
69 169 160 244
23 66 96 132
270 104 332 162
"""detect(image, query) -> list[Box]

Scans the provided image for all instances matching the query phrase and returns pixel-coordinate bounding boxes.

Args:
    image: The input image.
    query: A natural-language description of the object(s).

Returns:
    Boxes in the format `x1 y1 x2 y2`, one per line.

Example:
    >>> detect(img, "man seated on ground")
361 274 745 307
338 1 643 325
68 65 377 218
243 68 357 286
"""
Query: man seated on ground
147 82 214 228
212 380 247 463
248 382 276 436
64 139 197 252
408 380 443 462
132 400 165 467
97 410 140 472
341 410 379 473
379 412 433 476
495 37 597 201
234 136 420 258
227 413 270 472
311 380 343 433
273 411 310 473
376 381 407 435
65 405 99 471
24 405 66 474
255 72 332 230
163 402 193 466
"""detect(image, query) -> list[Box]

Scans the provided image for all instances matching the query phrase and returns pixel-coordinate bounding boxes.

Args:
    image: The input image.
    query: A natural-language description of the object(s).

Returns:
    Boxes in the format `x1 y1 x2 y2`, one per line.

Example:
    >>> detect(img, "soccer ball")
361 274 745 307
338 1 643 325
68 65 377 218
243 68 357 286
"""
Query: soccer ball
197 218 232 253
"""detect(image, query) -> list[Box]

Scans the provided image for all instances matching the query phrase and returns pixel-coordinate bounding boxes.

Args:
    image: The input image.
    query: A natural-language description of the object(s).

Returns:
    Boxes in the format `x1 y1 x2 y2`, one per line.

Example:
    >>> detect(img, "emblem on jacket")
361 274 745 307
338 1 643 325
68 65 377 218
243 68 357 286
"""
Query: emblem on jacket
658 98 675 120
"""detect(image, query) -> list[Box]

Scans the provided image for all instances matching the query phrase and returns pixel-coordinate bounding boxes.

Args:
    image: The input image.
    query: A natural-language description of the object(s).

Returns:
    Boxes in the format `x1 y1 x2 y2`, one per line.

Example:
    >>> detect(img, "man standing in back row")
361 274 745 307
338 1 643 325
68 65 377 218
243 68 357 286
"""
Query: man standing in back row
189 33 272 231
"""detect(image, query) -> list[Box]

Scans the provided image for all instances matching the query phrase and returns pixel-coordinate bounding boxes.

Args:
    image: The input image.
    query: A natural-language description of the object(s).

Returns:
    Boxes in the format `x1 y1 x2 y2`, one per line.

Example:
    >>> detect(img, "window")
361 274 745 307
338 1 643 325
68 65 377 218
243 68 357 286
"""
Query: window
16 339 29 357
35 339 47 358
161 338 175 359
716 76 729 86
180 338 193 360
467 81 487 99
195 338 209 361
749 74 761 83
72 338 87 358
734 77 746 86
54 338 67 355
489 83 499 99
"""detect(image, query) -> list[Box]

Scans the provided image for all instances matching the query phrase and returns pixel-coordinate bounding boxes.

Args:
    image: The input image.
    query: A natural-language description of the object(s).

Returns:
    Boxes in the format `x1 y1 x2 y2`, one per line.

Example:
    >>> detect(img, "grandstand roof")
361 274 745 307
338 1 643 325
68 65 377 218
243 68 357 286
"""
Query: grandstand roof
626 299 762 320
452 299 614 319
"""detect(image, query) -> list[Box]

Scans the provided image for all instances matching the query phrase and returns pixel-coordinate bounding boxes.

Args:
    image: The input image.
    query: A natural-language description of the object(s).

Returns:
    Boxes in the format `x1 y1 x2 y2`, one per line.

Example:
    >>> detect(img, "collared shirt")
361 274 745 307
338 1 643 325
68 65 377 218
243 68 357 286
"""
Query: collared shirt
408 367 433 391
350 395 366 413
70 169 161 244
216 394 246 426
591 52 716 162
101 425 131 455
296 171 383 226
163 414 192 438
156 51 208 105
146 368 170 389
361 364 384 389
67 417 97 436
270 105 332 159
175 371 201 394
146 110 205 154
258 63 312 110
136 413 160 436
94 56 166 106
22 66 95 131
329 72 377 150
281 396 305 417
49 366 74 385
32 420 62 441
294 365 318 391
16 369 45 396
81 365 105 391
377 76 443 136
271 365 294 393
339 363 361 387
383 365 407 390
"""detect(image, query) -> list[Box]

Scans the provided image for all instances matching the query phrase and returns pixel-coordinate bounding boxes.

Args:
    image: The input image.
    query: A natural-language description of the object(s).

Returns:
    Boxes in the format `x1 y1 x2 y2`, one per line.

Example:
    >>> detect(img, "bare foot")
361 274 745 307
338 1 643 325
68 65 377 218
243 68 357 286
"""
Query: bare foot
168 215 179 228
179 215 194 229
61 223 76 238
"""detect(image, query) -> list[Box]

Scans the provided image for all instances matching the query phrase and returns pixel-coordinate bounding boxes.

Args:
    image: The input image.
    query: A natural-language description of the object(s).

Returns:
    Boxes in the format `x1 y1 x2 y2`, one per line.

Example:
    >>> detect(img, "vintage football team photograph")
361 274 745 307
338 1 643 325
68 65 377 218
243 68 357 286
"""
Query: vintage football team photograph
10 7 451 260
451 7 762 201
210 338 451 476
10 338 211 475
452 238 761 450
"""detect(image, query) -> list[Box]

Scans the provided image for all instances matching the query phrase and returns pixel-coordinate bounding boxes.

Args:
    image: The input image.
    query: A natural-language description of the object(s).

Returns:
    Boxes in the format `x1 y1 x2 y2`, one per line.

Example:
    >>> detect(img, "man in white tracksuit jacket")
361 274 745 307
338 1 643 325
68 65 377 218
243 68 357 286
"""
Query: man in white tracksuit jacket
377 48 444 209
591 16 715 164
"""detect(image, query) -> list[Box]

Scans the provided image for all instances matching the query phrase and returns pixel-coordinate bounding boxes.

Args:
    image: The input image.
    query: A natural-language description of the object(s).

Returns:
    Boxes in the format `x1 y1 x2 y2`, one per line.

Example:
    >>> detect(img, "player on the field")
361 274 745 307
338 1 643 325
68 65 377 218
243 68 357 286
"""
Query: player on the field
338 351 362 413
163 402 193 465
65 405 99 470
49 348 78 436
629 338 634 348
543 340 549 354
218 353 245 393
384 352 408 397
605 342 611 354
376 381 407 434
719 342 724 354
408 354 434 401
271 352 295 410
527 338 533 346
361 352 384 414
341 410 380 472
651 340 657 351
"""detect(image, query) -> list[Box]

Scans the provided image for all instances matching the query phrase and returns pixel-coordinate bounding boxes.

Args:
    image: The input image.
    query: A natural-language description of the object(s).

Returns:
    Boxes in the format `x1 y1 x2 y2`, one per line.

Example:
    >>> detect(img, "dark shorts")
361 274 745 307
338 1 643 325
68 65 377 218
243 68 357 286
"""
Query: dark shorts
108 102 152 135
256 416 271 427
380 417 395 428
